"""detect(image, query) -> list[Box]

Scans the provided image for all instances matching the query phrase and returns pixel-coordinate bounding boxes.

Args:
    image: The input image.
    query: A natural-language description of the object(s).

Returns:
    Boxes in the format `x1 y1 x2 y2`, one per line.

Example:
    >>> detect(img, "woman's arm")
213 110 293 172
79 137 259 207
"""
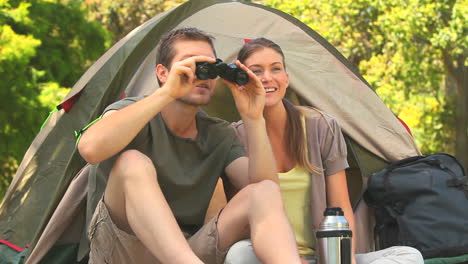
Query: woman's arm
326 170 357 264
223 61 278 184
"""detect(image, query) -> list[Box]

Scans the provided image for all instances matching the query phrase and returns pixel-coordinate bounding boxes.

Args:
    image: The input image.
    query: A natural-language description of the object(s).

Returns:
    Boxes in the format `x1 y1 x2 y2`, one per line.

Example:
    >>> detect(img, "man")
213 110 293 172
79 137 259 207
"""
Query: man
78 28 302 264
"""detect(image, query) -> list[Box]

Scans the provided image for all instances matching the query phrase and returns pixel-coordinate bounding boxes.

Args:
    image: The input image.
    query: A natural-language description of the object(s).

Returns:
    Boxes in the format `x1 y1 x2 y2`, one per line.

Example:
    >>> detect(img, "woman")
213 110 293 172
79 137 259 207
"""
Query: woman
223 38 424 264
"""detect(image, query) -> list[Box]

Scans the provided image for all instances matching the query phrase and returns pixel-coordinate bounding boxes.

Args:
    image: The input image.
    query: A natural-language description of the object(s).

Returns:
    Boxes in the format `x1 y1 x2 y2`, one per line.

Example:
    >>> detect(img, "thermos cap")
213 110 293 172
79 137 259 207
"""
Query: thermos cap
324 207 344 216
319 207 350 231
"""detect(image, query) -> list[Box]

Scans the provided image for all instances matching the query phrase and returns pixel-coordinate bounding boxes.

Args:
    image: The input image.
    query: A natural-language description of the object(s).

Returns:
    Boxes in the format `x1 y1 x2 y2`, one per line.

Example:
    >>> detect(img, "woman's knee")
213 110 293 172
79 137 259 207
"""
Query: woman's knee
387 246 424 263
356 246 424 264
224 239 261 264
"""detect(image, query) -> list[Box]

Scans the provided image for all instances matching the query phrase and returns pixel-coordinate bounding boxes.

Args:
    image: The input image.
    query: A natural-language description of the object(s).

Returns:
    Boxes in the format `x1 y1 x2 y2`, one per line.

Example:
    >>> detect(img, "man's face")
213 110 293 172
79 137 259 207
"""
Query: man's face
169 40 217 106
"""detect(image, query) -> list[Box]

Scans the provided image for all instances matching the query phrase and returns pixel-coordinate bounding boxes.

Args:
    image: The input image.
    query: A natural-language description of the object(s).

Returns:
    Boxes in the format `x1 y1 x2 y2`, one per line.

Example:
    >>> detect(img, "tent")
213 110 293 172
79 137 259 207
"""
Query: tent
0 0 422 263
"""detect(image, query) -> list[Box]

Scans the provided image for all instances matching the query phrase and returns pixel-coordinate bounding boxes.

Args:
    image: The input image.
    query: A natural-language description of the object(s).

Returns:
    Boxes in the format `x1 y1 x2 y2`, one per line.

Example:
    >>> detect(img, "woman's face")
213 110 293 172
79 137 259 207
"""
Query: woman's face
243 48 289 107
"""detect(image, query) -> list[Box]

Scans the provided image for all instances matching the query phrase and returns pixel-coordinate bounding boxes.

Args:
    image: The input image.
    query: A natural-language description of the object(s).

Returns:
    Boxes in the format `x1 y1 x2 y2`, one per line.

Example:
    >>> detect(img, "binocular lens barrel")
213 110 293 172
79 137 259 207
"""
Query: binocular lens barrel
195 59 249 85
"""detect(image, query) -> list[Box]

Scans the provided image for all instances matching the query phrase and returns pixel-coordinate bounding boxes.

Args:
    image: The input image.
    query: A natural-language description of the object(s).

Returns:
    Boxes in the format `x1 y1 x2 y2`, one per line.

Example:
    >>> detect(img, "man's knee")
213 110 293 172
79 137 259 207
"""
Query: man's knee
251 179 280 193
111 149 157 182
249 180 281 204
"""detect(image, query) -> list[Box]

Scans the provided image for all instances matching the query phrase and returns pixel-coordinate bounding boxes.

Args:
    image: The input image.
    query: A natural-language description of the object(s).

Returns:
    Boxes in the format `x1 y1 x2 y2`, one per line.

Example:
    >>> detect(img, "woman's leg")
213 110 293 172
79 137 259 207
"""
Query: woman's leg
224 239 317 264
224 239 261 264
356 246 424 264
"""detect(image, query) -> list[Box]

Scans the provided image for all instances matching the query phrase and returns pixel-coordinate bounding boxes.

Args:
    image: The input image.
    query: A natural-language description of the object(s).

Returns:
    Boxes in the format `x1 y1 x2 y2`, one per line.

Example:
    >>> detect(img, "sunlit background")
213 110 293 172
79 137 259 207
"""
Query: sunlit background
1 0 466 198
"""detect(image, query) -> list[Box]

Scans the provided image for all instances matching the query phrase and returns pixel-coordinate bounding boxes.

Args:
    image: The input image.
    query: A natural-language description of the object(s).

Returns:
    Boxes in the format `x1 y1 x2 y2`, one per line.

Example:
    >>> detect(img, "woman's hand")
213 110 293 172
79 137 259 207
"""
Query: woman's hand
223 60 265 121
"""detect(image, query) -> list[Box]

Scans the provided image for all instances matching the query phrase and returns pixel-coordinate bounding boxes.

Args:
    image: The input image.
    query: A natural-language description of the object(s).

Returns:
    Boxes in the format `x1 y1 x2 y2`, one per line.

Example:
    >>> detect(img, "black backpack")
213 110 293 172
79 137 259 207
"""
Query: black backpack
364 153 468 259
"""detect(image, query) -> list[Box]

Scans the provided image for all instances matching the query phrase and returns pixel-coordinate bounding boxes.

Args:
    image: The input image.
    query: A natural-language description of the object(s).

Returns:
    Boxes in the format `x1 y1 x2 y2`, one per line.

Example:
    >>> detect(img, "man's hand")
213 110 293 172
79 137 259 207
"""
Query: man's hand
160 56 216 100
223 60 265 121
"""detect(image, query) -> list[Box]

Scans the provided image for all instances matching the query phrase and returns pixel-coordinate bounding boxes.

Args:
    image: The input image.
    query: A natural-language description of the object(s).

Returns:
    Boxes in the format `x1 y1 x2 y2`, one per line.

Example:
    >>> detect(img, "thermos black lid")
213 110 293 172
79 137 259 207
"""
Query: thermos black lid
324 207 344 216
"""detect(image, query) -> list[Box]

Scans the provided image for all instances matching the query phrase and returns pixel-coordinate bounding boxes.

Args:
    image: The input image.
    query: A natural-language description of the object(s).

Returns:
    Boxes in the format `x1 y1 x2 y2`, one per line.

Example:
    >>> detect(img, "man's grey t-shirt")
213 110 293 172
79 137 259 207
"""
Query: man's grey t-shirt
86 97 246 236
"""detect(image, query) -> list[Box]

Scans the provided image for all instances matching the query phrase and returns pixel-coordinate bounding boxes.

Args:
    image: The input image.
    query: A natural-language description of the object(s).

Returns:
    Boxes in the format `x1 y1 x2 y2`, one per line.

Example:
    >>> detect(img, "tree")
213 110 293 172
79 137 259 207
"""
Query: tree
260 0 467 168
0 0 110 198
0 1 42 198
85 0 185 42
23 0 111 87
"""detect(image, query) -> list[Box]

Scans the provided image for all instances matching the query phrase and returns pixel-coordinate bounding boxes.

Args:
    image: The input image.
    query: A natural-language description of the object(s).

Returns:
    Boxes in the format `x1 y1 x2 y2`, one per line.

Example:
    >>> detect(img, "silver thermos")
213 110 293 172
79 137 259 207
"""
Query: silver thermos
316 207 352 264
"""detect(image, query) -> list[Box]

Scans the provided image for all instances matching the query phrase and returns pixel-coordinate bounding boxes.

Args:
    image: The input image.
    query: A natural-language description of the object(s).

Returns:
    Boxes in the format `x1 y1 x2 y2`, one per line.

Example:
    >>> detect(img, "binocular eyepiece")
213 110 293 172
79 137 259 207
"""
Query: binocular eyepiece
196 59 249 85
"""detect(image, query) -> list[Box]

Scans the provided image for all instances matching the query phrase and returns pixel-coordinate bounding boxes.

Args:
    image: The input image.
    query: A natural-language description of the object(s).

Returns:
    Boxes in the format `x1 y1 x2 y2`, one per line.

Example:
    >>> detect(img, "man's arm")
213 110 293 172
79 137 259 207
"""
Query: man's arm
78 56 215 164
224 61 278 184
78 90 174 164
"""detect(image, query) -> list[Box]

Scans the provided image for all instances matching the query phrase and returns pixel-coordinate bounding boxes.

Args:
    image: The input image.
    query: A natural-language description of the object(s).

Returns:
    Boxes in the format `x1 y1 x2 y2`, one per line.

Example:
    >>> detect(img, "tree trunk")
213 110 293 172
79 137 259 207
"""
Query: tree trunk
454 60 468 170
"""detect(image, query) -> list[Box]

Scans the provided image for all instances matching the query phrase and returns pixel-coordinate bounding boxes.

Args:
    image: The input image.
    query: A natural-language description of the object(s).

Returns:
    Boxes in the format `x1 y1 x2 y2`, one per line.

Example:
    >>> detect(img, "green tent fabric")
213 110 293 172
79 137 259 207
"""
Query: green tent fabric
0 0 425 263
0 242 28 264
425 254 468 264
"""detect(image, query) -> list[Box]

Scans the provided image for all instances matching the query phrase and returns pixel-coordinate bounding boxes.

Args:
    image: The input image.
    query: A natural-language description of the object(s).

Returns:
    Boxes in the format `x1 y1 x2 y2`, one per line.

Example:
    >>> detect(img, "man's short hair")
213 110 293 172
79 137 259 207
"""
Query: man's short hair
156 28 216 85
156 28 216 68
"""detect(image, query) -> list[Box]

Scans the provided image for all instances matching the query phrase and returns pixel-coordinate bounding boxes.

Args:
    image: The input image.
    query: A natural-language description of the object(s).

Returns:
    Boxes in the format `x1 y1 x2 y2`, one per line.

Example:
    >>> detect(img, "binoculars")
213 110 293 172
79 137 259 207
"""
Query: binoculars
195 59 249 85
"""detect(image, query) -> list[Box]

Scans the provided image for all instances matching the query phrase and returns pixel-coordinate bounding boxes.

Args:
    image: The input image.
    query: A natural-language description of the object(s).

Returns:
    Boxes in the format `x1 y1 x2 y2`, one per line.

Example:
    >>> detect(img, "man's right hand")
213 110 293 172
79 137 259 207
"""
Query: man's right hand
159 56 216 100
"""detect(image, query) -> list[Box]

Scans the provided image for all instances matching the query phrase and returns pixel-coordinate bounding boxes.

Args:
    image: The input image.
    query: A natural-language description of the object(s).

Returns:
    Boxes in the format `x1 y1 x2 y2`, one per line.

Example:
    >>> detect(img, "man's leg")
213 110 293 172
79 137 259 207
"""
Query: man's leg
356 246 424 264
103 149 202 264
216 180 302 264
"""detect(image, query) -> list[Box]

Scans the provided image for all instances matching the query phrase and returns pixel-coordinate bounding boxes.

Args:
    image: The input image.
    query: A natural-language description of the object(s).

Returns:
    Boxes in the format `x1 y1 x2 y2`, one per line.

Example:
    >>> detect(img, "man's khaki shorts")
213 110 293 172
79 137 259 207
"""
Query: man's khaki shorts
88 199 227 264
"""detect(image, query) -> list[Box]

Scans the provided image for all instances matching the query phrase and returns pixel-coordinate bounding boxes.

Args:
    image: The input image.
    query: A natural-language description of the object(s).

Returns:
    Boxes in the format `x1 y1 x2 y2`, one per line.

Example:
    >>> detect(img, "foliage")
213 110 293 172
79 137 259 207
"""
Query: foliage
1 1 42 198
1 0 466 197
85 0 186 42
0 0 110 198
260 0 467 158
22 0 111 87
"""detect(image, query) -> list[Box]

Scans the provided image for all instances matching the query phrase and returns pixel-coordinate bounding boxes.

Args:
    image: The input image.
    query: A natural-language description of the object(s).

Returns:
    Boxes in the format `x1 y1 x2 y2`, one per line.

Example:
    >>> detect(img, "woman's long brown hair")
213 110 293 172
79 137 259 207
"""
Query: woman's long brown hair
237 38 319 173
